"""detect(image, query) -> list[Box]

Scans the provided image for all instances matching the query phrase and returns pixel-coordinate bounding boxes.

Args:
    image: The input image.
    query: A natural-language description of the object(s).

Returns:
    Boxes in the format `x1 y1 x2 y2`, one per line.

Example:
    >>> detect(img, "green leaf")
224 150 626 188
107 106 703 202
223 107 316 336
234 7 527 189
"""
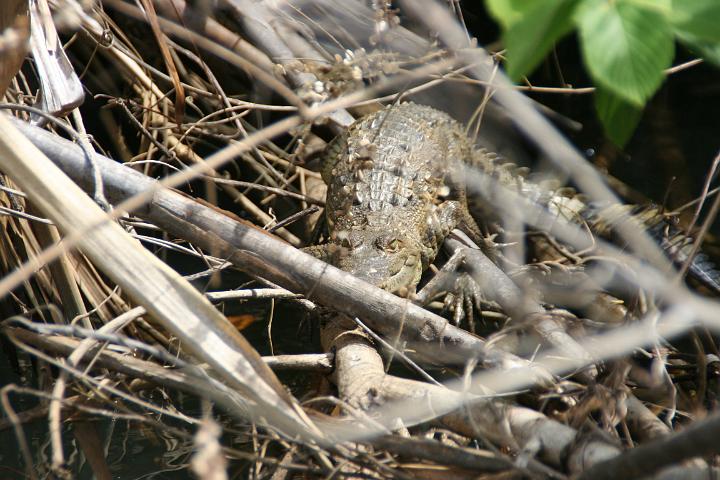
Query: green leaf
595 87 643 147
488 0 579 80
677 32 720 66
485 0 528 28
671 0 720 42
628 0 671 14
576 0 674 106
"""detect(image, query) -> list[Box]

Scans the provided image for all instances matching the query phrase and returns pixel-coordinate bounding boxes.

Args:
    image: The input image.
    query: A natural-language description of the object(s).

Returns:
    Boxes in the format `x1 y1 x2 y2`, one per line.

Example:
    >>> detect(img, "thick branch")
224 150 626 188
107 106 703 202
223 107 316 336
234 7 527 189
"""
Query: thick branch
13 118 549 381
579 411 720 480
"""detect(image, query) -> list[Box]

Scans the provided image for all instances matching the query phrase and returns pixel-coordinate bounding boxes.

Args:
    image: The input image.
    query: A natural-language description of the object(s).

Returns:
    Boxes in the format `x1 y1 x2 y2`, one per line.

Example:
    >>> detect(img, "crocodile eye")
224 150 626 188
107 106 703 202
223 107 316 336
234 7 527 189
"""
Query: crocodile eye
378 237 403 253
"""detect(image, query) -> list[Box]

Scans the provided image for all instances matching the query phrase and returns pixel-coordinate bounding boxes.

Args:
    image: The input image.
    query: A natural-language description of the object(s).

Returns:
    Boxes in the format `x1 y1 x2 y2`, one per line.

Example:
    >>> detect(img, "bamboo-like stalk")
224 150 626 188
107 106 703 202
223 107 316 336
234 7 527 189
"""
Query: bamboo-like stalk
0 113 319 440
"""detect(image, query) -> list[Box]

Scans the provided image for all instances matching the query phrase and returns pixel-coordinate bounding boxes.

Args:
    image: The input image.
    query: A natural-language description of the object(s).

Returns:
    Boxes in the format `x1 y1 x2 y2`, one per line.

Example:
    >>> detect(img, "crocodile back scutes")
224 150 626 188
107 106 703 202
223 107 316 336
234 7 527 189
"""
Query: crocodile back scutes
324 102 467 231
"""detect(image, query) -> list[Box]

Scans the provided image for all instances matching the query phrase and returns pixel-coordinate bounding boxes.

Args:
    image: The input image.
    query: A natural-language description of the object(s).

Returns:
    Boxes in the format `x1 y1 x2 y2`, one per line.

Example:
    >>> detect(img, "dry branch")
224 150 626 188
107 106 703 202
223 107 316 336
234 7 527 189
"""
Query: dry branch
11 116 550 381
579 411 720 480
0 114 316 439
3 1 720 477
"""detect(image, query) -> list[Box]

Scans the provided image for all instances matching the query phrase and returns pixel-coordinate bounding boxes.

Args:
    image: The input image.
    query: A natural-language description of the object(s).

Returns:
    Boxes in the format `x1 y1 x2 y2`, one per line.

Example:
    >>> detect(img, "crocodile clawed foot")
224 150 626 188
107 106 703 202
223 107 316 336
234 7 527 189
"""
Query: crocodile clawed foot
443 272 483 329
415 251 484 331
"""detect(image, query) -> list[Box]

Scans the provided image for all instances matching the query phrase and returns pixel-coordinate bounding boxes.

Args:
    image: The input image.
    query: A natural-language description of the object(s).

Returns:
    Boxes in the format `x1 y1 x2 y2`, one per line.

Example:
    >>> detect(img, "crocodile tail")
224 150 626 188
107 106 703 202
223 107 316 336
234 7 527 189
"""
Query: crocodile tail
584 203 720 295
647 220 720 295
467 148 579 222
468 148 720 294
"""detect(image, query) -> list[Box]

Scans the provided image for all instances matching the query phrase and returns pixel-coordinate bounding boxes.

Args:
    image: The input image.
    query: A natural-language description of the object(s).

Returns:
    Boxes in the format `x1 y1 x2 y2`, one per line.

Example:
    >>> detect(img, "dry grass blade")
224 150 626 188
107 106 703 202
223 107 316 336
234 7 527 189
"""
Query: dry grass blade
137 0 185 124
0 114 318 440
28 0 83 118
2 0 720 478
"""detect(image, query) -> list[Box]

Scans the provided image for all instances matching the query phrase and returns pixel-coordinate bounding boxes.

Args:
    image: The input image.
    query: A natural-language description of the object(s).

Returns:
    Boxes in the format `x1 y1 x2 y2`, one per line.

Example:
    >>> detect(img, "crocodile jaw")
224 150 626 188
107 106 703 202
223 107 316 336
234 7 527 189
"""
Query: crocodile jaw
330 229 425 296
338 247 422 296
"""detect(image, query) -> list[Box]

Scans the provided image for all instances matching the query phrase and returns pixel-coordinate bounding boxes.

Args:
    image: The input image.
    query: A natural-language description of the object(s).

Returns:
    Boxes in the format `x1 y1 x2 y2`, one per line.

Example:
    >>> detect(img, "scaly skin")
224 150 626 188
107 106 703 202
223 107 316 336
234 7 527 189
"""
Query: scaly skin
316 102 481 295
313 102 720 298
467 147 720 294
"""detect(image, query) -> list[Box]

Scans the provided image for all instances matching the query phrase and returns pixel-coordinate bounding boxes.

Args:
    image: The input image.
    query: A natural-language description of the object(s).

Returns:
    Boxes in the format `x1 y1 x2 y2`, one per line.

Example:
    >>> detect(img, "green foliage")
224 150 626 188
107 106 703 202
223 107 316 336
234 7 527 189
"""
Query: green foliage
671 0 720 42
485 0 720 147
485 0 528 26
678 33 720 66
487 0 580 79
576 1 674 107
594 88 643 147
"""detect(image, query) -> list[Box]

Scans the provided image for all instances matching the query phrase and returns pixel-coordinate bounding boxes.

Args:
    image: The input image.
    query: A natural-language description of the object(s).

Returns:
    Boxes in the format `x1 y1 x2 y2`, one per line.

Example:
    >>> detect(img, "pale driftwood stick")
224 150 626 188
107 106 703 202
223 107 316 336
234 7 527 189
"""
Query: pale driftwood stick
7 326 333 374
624 395 671 442
623 396 708 471
0 115 316 440
206 288 304 302
320 316 386 408
262 354 333 372
13 118 550 382
377 374 612 474
318 312 620 476
622 393 707 472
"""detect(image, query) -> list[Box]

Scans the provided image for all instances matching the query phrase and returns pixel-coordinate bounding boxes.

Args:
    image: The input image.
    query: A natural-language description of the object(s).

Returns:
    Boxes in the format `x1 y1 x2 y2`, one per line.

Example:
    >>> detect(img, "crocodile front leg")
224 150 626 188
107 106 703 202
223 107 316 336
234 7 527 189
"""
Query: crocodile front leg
414 249 485 329
432 200 476 242
414 201 487 326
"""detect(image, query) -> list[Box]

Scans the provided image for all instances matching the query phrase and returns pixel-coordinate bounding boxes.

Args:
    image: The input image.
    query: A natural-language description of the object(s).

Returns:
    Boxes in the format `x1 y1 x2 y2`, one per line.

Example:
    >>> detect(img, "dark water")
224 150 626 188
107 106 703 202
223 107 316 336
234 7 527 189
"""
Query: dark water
0 297 317 479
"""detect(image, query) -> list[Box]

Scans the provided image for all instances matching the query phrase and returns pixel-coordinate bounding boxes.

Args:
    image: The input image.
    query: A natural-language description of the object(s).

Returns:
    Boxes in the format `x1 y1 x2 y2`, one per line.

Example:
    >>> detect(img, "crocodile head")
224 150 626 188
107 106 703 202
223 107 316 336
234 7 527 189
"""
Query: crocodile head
330 226 429 297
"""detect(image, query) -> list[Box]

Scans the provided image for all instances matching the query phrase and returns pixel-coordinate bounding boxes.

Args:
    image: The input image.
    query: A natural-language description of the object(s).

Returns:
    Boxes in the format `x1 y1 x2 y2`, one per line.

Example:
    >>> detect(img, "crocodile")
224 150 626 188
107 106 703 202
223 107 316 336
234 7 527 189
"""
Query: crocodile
309 102 483 296
311 101 720 299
